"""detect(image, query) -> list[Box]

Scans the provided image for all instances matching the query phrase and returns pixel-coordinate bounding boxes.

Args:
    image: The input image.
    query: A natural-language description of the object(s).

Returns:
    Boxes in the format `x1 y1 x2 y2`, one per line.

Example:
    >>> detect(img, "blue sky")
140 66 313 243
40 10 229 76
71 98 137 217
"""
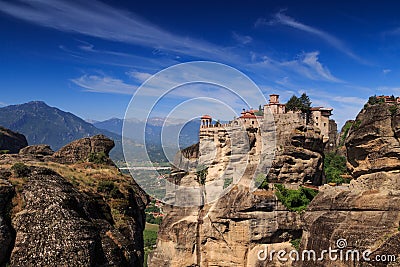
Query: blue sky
1 0 400 127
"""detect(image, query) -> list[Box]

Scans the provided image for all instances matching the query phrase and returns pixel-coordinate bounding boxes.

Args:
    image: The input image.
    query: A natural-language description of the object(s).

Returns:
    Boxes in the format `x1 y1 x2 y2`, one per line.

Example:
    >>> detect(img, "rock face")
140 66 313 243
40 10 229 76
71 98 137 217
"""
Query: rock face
0 126 27 153
346 104 400 178
0 177 14 266
19 144 54 156
300 102 400 266
269 118 324 185
10 167 107 266
149 113 325 266
0 135 148 266
53 134 115 165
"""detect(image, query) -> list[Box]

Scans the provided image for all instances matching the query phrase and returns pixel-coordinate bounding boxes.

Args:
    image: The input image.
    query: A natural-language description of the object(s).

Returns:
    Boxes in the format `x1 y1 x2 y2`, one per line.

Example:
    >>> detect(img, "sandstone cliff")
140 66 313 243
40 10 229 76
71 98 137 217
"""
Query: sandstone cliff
149 113 325 266
301 102 400 266
0 134 148 266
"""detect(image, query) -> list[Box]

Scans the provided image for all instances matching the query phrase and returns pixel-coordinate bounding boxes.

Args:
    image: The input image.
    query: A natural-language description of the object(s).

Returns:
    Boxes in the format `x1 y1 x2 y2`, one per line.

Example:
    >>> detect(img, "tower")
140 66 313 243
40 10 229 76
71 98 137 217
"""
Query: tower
201 115 212 128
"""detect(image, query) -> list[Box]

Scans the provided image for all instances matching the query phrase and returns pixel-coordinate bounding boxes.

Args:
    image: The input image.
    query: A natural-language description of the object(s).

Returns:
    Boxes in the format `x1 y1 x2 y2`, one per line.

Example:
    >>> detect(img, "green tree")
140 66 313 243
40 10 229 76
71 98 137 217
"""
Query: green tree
274 184 318 212
324 152 348 184
299 93 312 112
286 95 301 112
195 165 208 185
285 93 311 113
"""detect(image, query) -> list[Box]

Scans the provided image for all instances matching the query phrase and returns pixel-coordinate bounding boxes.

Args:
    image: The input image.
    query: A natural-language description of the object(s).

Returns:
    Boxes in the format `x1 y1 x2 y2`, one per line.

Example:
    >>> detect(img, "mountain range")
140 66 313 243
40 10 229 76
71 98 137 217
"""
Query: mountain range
0 101 199 162
93 117 200 148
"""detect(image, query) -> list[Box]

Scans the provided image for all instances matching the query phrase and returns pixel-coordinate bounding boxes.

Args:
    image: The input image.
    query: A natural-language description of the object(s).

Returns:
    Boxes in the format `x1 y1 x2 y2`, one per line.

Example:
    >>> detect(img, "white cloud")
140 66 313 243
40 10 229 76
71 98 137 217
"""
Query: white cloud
71 74 136 94
300 52 342 82
126 70 153 83
248 51 343 83
383 69 391 75
256 11 363 63
0 0 239 62
232 31 253 45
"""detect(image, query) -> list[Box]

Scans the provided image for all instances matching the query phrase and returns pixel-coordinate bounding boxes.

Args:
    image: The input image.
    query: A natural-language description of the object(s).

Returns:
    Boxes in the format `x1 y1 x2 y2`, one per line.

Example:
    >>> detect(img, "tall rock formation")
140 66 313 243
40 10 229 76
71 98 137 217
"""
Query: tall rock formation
270 114 324 185
149 113 325 266
301 102 400 266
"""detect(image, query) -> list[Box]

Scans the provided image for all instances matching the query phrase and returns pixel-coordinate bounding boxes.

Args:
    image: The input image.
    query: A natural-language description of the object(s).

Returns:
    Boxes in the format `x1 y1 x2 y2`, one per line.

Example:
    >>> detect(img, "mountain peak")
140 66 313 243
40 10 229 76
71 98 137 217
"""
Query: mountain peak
26 100 48 106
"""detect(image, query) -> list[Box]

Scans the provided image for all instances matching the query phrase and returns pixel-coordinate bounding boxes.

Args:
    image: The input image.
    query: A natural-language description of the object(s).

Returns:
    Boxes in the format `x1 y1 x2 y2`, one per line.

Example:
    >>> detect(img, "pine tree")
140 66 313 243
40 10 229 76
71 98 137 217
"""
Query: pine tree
299 93 312 112
286 95 301 111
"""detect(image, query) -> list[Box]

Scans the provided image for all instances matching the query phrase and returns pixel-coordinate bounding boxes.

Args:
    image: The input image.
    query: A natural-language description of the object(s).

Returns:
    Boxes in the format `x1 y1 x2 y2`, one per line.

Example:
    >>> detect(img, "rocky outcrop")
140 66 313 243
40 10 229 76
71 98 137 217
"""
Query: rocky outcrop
53 134 115 165
346 104 400 178
300 102 400 266
149 113 325 266
269 124 324 185
10 167 107 266
0 135 148 266
19 144 54 156
0 126 27 153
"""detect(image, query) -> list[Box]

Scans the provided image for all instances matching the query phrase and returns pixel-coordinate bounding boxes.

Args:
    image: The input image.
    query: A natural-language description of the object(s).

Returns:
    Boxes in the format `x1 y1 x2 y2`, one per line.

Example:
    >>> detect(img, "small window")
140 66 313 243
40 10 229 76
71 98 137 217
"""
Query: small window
252 121 255 124
316 123 319 126
316 116 319 120
324 123 326 127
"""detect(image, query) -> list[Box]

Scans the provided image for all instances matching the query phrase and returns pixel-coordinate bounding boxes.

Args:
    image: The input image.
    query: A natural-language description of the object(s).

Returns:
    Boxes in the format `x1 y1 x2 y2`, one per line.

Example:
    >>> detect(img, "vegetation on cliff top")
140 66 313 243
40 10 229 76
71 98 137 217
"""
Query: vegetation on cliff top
285 93 312 113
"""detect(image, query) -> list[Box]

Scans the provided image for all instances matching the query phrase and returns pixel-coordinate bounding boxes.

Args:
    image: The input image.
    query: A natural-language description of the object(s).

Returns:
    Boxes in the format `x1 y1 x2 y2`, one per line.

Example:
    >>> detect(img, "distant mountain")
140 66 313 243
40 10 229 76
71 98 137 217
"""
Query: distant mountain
0 101 193 163
93 117 200 149
0 101 116 149
0 101 137 161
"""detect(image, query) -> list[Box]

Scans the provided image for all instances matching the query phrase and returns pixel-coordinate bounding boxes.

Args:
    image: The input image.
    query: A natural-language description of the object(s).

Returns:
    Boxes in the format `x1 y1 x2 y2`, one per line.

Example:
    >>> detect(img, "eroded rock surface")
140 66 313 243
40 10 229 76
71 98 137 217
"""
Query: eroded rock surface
0 131 148 266
0 126 27 153
301 103 400 267
346 104 400 178
149 113 324 267
53 134 115 165
19 144 54 156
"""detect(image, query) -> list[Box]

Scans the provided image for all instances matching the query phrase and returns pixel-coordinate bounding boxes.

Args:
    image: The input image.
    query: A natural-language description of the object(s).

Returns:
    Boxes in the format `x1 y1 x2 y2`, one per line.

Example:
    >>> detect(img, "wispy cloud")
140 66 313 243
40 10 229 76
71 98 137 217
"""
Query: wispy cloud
383 69 391 75
126 70 153 83
256 11 363 63
249 51 343 83
382 27 400 36
281 52 335 81
71 74 136 95
0 0 239 62
232 31 253 45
